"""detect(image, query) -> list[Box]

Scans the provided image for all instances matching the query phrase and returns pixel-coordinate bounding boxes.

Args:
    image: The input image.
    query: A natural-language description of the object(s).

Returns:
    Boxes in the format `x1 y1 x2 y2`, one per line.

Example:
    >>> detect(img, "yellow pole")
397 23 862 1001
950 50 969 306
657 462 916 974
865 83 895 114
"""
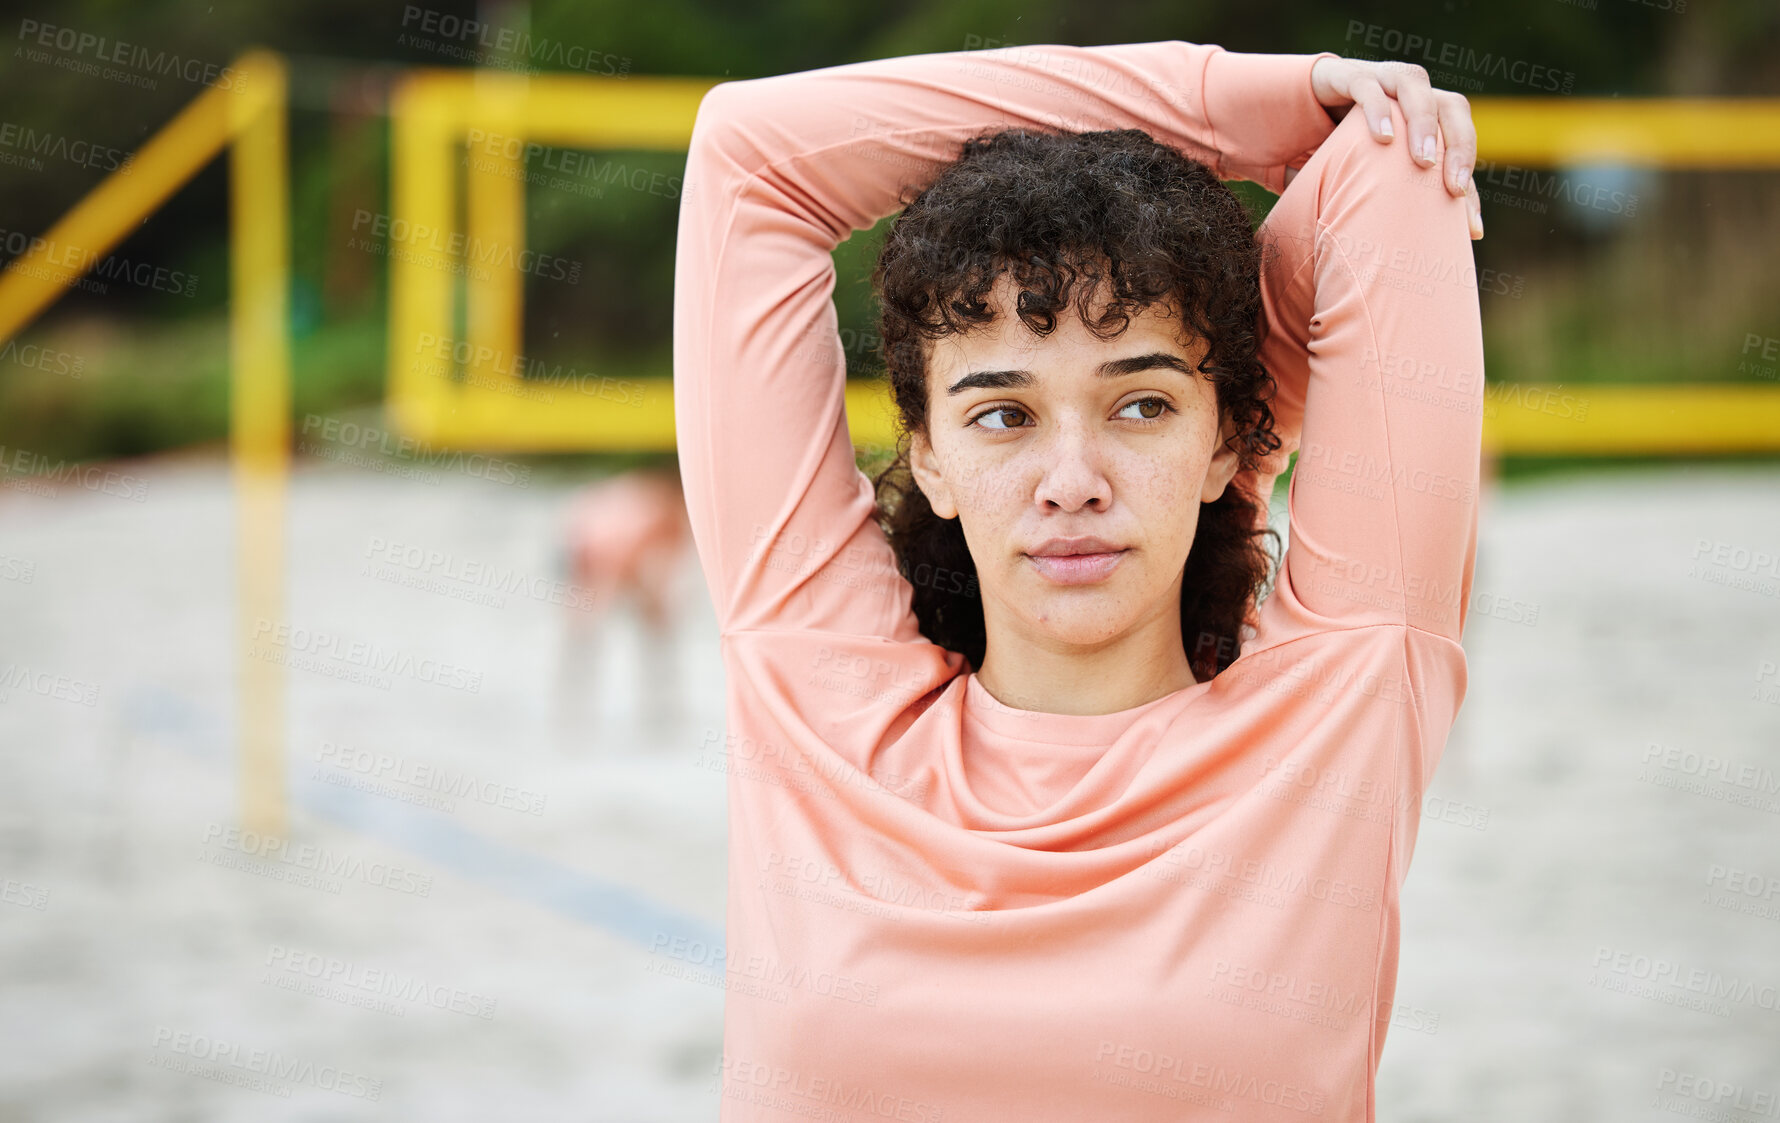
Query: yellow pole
229 52 291 839
0 78 232 342
387 74 465 440
0 50 292 834
1483 383 1780 455
1470 98 1780 167
464 69 529 414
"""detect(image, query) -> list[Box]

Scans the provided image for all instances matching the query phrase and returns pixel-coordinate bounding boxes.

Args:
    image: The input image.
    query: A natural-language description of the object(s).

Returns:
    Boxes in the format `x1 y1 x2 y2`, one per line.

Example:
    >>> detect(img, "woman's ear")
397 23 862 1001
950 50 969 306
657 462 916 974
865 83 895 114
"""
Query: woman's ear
908 431 959 520
1200 414 1244 504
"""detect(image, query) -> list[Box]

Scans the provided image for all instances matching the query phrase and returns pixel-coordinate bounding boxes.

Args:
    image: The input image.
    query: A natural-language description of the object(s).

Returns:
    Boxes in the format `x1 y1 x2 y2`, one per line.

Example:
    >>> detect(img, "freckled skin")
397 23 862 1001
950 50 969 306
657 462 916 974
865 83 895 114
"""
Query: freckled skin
907 273 1243 715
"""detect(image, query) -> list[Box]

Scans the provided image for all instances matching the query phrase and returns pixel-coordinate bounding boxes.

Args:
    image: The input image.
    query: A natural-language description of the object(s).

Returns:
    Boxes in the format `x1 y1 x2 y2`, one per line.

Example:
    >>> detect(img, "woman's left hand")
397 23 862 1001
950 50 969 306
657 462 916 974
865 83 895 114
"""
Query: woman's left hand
1286 56 1484 240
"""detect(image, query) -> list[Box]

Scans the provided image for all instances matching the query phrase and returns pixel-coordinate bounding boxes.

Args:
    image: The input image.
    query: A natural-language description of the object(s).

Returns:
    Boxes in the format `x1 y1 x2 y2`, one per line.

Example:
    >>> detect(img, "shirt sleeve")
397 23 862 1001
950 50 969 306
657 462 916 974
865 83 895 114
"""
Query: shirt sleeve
673 41 1341 638
1245 99 1486 648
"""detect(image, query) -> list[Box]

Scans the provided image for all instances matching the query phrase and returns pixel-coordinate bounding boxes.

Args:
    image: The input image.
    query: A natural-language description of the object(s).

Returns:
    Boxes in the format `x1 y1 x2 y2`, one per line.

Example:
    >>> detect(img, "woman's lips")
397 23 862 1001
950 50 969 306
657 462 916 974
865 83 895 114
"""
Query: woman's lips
1026 550 1128 585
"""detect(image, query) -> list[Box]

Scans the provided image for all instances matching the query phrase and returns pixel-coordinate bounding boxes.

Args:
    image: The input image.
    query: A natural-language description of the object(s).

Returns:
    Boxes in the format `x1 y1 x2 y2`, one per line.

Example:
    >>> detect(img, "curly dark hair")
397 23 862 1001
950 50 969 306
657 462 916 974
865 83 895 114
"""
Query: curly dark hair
867 126 1285 683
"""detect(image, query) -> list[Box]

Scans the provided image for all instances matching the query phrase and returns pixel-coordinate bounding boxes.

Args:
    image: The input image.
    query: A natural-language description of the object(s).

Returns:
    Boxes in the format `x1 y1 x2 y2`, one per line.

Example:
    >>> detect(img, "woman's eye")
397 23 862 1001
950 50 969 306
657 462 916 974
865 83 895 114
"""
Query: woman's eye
971 406 1029 431
1117 397 1174 422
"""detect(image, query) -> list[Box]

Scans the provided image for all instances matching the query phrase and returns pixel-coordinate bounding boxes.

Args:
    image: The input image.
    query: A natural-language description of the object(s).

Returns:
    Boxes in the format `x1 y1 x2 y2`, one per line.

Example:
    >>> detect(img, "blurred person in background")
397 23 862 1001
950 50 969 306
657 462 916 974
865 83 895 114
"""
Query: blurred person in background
554 462 691 741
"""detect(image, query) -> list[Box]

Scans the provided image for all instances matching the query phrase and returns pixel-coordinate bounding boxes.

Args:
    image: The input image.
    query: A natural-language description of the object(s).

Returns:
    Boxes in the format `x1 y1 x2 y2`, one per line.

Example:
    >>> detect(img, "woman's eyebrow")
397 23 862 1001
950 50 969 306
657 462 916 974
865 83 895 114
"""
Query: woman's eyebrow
946 368 1032 395
1096 351 1197 379
946 351 1195 395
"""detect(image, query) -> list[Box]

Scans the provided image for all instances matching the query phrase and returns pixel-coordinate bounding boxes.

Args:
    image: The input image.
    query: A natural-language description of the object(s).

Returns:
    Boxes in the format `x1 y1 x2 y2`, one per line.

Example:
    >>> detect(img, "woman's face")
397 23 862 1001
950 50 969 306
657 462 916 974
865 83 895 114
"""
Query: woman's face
907 273 1242 658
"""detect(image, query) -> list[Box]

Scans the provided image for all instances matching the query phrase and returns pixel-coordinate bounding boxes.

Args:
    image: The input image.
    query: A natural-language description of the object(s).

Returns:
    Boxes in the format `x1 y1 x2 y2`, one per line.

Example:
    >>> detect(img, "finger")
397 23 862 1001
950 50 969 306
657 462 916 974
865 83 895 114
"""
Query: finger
1437 91 1479 199
1465 177 1483 240
1373 62 1442 169
1343 74 1398 143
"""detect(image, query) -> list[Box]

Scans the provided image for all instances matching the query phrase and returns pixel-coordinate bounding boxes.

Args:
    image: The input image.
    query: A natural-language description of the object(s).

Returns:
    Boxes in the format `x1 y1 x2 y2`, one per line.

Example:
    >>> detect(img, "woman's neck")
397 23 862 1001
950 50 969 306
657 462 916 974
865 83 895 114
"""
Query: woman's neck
971 602 1200 717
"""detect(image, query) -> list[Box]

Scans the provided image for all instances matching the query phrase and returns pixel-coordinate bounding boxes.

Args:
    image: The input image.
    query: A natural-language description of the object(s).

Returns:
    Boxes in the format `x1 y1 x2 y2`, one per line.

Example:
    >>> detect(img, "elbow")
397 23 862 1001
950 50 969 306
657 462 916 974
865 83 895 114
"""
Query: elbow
691 79 749 137
691 75 789 149
688 80 743 154
688 77 778 180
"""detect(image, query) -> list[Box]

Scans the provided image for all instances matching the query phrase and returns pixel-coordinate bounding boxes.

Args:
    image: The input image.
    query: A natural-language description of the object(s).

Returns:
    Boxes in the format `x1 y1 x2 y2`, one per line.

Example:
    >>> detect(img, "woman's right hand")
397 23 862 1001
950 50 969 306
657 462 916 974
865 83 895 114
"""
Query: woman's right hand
1290 56 1483 240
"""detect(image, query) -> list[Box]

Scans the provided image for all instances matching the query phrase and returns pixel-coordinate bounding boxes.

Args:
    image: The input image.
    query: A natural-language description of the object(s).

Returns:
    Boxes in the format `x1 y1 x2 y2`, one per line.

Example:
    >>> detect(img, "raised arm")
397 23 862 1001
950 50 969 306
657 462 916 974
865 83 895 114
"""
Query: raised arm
672 41 1341 637
1247 98 1486 648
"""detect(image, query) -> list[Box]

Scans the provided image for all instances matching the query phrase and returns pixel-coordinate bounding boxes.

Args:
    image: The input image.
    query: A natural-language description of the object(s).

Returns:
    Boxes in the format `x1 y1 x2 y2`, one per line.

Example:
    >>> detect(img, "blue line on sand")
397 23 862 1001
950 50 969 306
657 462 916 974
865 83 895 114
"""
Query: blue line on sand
124 683 722 951
298 774 723 950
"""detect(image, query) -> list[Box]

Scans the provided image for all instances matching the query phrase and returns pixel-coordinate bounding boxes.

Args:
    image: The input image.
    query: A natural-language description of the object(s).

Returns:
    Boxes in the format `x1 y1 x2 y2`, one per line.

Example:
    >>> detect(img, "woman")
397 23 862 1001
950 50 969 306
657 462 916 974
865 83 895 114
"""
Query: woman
555 463 690 737
673 37 1484 1121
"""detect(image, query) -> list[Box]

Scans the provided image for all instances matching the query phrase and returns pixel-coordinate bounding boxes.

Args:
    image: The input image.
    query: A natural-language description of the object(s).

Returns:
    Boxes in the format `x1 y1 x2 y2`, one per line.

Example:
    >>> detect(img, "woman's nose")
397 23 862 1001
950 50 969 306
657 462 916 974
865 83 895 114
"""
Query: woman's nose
1033 423 1111 513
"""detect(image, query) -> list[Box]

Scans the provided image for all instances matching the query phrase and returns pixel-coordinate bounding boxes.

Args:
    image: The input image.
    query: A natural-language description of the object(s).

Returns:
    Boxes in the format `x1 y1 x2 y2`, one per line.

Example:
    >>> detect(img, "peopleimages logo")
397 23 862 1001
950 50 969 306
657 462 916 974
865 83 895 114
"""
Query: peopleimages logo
0 226 199 297
0 443 148 501
1146 837 1378 912
263 944 498 1020
410 332 646 405
315 738 546 816
0 121 134 173
1342 20 1574 93
361 535 598 613
1093 1041 1326 1115
0 661 100 707
149 1026 380 1101
15 20 246 92
0 338 86 378
349 209 582 284
298 414 531 487
200 824 434 898
249 617 484 695
396 5 630 76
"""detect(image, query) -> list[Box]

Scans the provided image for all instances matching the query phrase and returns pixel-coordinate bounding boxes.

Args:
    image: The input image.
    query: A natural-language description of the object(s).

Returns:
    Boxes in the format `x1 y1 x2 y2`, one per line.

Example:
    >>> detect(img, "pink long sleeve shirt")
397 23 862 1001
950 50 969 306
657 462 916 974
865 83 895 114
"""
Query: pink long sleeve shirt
673 38 1484 1122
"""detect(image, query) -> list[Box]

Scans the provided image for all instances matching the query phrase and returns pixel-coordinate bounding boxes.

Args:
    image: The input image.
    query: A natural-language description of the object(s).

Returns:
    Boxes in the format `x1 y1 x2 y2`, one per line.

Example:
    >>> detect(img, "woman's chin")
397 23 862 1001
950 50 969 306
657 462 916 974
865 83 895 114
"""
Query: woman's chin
1022 600 1135 649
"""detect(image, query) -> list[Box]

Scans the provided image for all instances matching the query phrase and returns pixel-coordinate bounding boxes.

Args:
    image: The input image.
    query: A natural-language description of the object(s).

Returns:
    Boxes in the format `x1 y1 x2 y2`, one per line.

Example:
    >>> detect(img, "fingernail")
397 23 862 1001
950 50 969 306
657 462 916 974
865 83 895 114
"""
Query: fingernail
1378 117 1394 139
1419 136 1435 164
